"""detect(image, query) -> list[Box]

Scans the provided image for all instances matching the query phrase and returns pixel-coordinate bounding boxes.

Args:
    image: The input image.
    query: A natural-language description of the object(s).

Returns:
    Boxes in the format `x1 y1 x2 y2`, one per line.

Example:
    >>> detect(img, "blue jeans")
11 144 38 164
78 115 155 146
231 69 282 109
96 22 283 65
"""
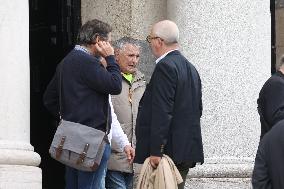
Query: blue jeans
105 170 133 189
65 144 111 189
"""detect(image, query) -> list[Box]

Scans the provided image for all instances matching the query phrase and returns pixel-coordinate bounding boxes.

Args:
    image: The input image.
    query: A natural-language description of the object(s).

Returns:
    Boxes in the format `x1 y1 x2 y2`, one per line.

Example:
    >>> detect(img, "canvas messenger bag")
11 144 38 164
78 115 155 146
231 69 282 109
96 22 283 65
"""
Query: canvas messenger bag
49 62 110 172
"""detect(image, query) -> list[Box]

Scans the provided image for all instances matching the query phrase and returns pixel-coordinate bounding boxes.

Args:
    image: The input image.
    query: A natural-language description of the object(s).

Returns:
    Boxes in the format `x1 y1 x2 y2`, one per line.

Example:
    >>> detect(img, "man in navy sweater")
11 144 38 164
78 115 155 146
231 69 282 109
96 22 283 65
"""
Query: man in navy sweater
44 19 122 189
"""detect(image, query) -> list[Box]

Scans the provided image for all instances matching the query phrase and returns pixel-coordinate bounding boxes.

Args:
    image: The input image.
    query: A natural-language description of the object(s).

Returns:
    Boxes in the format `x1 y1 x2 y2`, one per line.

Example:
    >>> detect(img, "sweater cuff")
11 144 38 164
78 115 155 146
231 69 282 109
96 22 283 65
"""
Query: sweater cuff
105 55 116 64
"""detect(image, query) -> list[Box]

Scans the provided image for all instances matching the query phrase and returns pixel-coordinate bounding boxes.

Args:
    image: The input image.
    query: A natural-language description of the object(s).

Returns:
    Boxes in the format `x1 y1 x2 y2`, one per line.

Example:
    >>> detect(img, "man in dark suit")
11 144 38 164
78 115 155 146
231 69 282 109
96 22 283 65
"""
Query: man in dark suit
134 20 204 189
257 55 284 139
252 119 284 189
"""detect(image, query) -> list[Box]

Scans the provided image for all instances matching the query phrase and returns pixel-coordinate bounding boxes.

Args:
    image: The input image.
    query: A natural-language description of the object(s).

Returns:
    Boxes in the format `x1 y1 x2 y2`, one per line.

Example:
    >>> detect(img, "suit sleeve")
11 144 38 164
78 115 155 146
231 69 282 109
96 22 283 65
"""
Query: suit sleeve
265 80 284 126
251 139 272 189
150 62 177 157
43 70 60 119
81 55 122 95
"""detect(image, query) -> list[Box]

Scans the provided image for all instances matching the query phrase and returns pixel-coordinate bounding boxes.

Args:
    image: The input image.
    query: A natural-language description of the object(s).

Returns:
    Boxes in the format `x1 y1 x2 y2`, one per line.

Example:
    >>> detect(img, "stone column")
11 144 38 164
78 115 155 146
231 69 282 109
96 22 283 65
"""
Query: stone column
0 1 41 188
167 0 270 188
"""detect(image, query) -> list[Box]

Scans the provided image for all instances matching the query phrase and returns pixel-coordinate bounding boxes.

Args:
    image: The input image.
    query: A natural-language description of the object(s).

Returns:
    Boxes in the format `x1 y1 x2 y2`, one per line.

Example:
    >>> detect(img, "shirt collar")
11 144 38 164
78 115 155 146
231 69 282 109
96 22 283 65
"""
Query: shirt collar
74 45 92 55
155 49 178 64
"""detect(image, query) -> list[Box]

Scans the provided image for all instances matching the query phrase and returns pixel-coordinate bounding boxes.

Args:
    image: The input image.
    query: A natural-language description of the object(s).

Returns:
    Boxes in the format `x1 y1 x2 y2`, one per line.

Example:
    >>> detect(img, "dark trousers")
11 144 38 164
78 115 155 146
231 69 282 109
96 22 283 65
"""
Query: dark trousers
65 144 111 189
175 162 196 189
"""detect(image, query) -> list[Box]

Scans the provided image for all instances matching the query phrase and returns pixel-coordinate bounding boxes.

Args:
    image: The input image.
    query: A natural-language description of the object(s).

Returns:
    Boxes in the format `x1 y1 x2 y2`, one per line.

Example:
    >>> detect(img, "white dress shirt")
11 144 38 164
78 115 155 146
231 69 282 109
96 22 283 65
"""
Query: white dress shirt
155 49 179 64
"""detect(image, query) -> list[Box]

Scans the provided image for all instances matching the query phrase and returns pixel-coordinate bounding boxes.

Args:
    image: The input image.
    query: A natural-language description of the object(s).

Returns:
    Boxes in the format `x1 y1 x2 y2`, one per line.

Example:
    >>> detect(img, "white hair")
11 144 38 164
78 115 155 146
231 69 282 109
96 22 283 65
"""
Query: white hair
112 36 140 50
152 20 179 45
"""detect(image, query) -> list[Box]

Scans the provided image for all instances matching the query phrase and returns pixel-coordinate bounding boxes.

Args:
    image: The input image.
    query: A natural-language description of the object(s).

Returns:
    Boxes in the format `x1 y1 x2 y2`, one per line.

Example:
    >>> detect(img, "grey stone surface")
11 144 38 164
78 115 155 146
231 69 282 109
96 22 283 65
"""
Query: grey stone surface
187 163 253 178
82 0 132 40
129 0 167 39
185 178 252 189
167 0 270 162
136 40 156 82
185 163 253 189
81 0 166 41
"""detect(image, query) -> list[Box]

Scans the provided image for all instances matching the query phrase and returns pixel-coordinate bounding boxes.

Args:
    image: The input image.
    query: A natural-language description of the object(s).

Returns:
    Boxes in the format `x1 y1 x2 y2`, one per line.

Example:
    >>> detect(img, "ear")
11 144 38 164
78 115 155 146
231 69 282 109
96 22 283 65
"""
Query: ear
114 49 120 59
95 35 100 43
158 38 164 46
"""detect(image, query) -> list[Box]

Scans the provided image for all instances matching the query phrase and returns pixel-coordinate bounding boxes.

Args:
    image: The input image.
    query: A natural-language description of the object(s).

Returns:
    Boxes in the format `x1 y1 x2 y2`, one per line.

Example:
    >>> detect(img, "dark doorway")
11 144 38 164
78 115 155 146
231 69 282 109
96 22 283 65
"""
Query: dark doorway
271 0 276 74
29 0 81 188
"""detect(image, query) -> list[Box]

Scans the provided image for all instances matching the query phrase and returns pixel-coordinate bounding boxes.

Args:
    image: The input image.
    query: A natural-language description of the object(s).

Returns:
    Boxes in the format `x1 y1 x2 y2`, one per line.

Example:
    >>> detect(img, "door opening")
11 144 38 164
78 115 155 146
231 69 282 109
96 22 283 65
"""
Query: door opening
29 0 81 188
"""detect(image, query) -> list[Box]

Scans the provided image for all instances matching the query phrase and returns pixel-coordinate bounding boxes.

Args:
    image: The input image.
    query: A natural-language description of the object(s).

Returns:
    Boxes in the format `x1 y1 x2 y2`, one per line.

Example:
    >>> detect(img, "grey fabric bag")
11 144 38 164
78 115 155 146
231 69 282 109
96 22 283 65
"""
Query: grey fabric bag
49 62 109 172
49 120 109 172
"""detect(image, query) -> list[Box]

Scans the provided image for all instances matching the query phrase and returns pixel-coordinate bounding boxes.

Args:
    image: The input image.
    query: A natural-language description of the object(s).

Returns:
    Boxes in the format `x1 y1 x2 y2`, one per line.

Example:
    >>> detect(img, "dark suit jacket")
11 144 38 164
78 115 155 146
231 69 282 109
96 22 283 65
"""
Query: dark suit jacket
258 71 284 138
134 50 204 164
43 49 122 132
252 119 284 189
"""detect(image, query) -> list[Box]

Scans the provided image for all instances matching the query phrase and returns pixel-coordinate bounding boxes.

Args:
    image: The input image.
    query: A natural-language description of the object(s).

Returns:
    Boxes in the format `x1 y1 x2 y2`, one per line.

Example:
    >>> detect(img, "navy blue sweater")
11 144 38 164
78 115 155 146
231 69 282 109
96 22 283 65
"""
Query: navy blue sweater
43 49 122 131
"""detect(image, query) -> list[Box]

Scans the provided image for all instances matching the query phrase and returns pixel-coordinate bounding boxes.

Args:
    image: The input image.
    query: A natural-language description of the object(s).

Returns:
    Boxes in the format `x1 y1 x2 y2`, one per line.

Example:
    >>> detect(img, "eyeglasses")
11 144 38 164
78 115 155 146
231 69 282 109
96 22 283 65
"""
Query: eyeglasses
146 35 162 43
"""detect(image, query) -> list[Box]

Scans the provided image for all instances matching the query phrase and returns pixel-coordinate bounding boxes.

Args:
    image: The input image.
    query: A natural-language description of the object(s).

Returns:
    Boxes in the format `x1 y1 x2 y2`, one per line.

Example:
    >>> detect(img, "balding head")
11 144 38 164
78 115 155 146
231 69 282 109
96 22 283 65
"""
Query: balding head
152 20 179 45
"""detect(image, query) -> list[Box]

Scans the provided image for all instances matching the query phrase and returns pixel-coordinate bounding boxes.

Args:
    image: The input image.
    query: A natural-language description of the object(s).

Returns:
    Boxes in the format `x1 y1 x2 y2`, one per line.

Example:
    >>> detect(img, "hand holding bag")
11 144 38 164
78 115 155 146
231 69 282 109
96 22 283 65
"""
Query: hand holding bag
49 63 110 172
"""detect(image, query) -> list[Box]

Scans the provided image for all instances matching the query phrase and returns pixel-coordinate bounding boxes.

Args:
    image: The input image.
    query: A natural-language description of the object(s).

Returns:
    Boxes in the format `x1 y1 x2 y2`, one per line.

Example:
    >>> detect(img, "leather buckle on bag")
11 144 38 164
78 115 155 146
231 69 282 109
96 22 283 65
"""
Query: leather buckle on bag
56 136 66 159
76 143 89 165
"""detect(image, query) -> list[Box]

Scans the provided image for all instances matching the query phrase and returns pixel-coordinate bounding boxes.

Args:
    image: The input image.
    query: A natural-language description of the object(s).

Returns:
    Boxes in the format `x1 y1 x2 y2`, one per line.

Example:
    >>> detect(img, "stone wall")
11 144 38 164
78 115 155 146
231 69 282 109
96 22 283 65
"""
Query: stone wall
81 0 167 40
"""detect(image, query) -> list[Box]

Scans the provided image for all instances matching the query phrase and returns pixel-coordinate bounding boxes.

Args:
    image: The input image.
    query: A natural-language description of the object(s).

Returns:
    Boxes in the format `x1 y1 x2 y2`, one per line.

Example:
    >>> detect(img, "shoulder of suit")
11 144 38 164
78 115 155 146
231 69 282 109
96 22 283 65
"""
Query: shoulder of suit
267 73 284 85
261 74 284 93
156 57 177 70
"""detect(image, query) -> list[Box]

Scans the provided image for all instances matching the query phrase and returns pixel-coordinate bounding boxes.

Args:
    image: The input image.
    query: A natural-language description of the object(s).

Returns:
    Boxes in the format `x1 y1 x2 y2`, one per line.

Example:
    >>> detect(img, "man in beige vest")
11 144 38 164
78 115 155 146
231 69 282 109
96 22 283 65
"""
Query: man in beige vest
106 37 146 189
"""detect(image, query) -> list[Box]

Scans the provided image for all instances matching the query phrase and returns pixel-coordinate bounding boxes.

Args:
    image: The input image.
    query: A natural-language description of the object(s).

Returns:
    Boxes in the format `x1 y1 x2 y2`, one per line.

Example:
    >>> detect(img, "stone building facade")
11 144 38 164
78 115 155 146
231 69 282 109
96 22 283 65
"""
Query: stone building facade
0 0 276 188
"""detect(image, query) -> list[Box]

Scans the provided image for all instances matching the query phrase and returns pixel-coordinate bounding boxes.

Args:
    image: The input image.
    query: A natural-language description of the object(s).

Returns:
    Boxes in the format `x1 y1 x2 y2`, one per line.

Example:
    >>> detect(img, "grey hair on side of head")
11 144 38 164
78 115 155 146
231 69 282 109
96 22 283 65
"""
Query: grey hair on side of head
77 19 112 45
153 20 179 45
112 37 140 50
